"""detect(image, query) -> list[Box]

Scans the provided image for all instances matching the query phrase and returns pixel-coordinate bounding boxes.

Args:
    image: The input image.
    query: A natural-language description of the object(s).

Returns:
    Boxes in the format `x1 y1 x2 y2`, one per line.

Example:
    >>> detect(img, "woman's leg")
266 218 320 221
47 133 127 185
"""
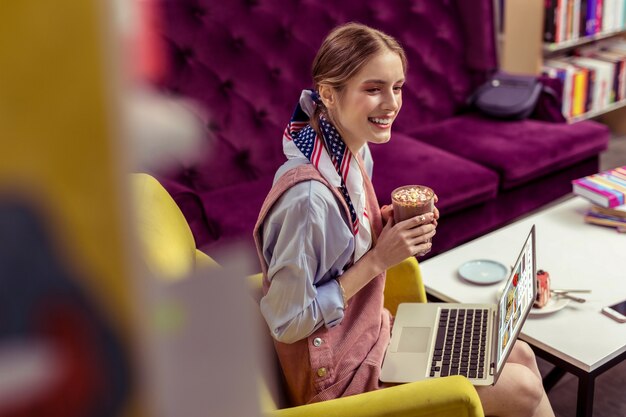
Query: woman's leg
475 341 555 417
507 340 542 379
506 341 555 417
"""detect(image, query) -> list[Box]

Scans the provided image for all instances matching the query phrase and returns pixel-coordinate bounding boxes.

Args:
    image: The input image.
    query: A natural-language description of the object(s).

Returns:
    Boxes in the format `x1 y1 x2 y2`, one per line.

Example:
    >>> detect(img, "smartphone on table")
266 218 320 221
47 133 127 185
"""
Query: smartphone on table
602 299 626 323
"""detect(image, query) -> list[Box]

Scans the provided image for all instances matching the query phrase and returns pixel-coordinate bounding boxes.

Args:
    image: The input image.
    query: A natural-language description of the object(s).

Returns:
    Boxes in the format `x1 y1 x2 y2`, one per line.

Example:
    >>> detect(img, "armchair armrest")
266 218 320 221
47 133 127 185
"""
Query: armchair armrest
195 249 219 269
384 257 427 315
268 375 483 417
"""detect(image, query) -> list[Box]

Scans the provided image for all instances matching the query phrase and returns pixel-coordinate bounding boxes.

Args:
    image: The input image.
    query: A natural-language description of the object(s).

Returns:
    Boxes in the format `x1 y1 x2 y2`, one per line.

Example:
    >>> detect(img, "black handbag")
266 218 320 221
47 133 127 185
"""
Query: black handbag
468 72 544 120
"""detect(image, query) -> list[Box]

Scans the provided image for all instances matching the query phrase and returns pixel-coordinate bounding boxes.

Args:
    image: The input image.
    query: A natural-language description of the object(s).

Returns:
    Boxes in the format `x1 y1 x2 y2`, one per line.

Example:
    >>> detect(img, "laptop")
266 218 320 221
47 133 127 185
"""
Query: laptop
380 225 536 386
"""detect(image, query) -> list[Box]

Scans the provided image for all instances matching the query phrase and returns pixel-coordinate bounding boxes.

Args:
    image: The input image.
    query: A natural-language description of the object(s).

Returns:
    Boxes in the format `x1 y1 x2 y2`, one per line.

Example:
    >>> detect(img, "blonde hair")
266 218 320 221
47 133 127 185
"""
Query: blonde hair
310 23 407 133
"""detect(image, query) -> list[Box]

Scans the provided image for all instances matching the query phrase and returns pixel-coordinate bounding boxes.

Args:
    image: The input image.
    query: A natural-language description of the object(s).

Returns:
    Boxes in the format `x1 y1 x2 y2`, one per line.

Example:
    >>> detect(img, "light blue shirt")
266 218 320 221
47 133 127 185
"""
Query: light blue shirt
260 148 373 344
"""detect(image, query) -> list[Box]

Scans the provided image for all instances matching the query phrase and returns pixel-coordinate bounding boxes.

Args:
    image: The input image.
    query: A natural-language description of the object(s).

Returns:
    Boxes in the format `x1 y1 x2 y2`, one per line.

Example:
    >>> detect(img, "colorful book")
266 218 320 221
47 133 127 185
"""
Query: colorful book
584 211 626 230
572 0 582 40
580 0 589 37
566 0 574 40
597 0 604 33
571 65 589 115
545 0 558 42
586 0 598 35
590 203 626 218
569 57 614 109
602 0 616 33
558 0 567 42
572 165 626 207
589 51 625 102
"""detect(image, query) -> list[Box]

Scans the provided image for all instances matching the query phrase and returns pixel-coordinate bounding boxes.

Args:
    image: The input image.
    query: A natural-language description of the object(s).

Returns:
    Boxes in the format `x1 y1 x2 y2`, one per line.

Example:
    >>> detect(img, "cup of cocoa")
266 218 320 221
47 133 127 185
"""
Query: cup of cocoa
391 185 435 224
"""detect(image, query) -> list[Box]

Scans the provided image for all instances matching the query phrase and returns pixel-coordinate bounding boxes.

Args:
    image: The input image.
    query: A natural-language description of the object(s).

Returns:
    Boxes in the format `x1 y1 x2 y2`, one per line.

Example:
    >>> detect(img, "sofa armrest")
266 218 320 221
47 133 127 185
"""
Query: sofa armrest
533 76 567 123
268 375 483 417
384 257 427 315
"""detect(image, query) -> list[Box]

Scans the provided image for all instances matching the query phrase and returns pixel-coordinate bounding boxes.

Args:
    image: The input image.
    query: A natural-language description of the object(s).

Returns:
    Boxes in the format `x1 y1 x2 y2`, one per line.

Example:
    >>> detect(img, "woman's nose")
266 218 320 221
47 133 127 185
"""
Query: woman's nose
382 90 400 111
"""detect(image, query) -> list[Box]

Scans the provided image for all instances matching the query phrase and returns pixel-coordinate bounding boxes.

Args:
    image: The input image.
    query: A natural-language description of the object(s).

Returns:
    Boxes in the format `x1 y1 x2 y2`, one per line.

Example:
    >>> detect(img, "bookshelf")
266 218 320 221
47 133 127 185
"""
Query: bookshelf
500 0 626 131
544 28 626 54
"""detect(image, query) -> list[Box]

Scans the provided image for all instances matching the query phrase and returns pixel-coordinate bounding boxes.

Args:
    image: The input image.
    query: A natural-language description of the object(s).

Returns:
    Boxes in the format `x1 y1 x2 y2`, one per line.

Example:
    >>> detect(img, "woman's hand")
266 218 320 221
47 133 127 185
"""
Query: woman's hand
371 211 437 272
335 199 439 302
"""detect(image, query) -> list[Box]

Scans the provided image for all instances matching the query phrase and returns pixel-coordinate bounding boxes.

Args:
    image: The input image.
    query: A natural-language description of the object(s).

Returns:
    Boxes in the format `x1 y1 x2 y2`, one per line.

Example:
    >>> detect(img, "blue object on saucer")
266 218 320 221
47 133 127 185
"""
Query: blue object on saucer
458 259 508 284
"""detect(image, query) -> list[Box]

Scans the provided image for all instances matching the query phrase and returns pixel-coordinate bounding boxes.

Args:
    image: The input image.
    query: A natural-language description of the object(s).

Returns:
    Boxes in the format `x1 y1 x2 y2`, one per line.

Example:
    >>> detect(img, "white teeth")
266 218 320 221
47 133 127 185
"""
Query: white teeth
370 117 392 124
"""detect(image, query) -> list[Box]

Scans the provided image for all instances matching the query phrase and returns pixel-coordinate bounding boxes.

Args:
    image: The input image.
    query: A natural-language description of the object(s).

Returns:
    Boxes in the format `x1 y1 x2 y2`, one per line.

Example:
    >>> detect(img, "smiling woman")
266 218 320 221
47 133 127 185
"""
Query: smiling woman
253 22 438 405
252 22 554 417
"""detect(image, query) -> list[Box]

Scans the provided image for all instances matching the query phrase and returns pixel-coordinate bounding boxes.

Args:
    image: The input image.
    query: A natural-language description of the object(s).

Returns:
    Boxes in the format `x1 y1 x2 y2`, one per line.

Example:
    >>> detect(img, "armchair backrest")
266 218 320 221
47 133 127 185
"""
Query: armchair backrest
132 173 284 410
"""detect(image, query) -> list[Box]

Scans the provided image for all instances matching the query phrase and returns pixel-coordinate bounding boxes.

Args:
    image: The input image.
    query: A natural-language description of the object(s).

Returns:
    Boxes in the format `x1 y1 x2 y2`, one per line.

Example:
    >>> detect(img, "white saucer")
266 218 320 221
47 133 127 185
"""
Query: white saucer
529 297 570 316
458 259 508 285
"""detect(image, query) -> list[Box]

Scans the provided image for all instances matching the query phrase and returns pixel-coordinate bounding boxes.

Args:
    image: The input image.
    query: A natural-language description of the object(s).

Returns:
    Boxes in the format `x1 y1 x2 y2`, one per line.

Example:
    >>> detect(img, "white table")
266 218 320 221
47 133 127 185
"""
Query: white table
420 196 626 417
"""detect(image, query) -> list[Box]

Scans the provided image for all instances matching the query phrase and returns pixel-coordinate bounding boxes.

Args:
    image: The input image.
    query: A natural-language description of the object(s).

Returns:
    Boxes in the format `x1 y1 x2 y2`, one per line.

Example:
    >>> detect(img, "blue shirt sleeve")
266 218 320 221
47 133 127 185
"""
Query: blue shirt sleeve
259 179 355 344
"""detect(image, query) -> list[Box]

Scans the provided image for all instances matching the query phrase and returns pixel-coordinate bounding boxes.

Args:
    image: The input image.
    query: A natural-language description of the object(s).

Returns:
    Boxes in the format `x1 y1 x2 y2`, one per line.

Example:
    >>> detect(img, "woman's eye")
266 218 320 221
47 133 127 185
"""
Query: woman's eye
366 88 381 93
393 86 403 92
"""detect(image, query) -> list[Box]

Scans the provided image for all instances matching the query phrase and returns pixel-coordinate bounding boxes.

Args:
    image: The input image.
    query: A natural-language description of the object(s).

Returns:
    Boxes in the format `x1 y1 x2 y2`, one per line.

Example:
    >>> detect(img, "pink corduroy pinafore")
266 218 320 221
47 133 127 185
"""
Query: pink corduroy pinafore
253 161 391 406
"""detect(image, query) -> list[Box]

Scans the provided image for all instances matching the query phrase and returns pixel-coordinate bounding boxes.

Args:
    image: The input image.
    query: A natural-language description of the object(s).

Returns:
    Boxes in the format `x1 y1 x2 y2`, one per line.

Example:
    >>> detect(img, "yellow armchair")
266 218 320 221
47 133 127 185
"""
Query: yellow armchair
132 173 484 417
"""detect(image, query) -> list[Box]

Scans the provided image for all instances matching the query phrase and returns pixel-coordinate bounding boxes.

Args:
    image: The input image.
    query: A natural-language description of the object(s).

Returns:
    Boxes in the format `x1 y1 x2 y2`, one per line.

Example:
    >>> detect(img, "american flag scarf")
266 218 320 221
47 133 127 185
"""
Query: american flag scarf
282 90 372 262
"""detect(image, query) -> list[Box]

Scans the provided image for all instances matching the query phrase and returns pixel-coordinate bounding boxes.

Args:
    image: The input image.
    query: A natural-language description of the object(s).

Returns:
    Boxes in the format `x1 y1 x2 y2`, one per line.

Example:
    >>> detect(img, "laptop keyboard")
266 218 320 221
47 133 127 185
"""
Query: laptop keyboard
430 308 488 379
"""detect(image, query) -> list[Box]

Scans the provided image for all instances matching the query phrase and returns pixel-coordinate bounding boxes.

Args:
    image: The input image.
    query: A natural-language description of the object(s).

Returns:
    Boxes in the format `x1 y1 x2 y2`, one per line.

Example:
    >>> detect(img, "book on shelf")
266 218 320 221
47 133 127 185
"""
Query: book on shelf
573 0 582 40
542 40 626 119
544 0 626 43
580 50 626 101
569 56 614 109
545 0 557 42
603 0 616 34
572 165 626 207
572 63 591 114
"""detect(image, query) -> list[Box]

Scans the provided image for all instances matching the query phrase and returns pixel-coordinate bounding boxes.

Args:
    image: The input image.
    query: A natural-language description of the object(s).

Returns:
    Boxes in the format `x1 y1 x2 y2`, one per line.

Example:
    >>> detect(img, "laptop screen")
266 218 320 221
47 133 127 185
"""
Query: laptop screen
495 226 536 371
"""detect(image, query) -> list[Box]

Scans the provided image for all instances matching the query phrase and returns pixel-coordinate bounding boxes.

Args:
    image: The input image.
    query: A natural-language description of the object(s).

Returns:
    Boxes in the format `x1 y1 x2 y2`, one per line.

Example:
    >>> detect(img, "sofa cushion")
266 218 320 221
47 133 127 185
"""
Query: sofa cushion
370 133 499 214
182 133 500 256
409 115 610 189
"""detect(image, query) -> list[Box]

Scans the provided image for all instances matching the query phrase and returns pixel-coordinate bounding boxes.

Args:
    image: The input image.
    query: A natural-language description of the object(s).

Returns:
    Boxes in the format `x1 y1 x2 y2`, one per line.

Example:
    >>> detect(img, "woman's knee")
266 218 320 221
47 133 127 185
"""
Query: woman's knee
478 364 545 417
510 340 537 367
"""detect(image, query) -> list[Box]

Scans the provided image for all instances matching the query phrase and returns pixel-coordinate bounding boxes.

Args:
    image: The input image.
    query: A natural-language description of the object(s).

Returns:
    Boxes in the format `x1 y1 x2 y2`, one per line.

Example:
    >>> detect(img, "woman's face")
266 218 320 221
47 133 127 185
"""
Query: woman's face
324 50 405 153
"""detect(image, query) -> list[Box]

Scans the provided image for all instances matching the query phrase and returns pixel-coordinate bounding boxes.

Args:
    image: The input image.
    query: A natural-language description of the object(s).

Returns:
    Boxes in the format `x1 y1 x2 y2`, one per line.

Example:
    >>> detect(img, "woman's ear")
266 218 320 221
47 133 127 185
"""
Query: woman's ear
318 84 335 109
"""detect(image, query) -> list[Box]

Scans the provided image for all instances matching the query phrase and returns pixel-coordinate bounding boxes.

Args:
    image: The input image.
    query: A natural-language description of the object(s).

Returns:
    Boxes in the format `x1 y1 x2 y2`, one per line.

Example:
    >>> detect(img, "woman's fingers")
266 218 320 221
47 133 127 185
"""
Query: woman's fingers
408 227 436 245
397 212 434 229
376 209 439 266
380 204 394 225
415 242 432 257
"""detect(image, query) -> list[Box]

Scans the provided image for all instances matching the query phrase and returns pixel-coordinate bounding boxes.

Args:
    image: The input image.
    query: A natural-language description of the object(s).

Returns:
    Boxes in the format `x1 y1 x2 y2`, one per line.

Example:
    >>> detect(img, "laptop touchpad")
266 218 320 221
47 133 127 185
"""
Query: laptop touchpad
397 327 431 353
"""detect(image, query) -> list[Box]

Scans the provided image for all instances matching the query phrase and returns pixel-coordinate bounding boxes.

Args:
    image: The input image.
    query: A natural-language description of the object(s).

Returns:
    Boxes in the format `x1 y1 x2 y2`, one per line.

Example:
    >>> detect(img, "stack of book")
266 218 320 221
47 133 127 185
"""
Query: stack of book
585 205 626 232
572 165 626 232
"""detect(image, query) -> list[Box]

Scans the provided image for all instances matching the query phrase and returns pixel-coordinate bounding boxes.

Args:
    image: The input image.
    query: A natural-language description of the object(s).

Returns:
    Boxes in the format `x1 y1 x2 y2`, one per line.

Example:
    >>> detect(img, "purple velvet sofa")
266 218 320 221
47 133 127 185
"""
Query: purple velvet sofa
153 0 609 263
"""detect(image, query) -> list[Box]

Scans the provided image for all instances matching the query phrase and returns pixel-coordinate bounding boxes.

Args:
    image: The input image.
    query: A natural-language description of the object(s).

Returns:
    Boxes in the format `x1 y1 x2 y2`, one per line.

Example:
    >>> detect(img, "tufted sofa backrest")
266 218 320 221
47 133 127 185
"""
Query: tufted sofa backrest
158 0 497 191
